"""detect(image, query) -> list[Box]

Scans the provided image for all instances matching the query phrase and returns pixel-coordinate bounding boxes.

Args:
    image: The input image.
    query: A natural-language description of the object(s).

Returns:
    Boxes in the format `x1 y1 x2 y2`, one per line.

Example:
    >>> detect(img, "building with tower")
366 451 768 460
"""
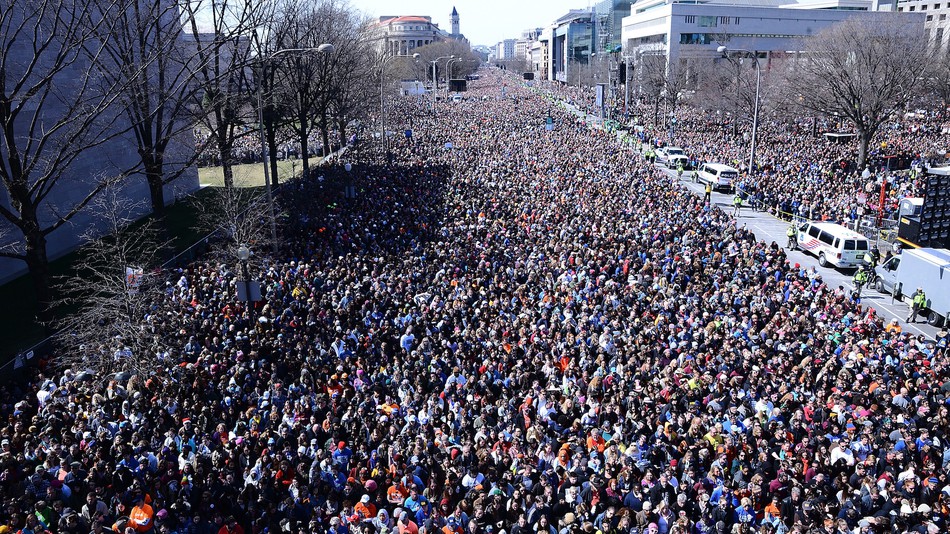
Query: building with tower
370 7 467 57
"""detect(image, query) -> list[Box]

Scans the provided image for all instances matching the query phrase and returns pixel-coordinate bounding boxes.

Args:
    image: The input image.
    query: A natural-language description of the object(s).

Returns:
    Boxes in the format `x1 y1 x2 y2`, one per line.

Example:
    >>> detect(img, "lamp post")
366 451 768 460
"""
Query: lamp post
430 55 455 109
343 162 354 199
622 54 633 117
380 53 420 153
718 45 761 176
256 44 334 253
447 57 462 83
236 244 254 322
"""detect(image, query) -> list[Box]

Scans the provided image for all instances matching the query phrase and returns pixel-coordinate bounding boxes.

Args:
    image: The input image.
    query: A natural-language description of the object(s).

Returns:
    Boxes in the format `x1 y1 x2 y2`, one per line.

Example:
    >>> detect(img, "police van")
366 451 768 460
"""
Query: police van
795 222 870 268
696 163 738 191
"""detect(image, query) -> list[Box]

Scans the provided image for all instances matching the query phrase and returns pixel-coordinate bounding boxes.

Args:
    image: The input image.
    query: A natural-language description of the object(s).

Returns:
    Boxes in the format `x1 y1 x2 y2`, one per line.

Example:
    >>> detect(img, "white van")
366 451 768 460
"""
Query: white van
696 163 738 191
796 222 870 268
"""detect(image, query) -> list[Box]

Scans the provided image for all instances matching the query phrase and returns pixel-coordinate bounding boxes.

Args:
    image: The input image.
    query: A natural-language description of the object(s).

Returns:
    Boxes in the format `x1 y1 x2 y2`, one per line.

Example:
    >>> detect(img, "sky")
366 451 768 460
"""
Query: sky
350 0 586 47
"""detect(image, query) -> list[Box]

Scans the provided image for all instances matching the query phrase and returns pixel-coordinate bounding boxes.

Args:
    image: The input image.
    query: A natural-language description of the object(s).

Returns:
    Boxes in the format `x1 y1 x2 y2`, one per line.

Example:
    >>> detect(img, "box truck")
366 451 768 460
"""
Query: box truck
875 247 950 326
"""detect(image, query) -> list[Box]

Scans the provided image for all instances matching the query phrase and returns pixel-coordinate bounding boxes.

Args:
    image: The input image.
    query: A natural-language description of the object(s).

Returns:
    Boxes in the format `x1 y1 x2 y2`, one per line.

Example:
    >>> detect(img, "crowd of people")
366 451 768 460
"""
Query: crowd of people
543 80 945 227
0 70 948 534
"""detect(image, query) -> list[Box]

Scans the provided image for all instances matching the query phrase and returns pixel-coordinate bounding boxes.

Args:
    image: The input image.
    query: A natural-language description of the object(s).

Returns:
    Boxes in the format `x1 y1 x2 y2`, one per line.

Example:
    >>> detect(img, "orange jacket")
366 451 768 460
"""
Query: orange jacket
129 504 154 533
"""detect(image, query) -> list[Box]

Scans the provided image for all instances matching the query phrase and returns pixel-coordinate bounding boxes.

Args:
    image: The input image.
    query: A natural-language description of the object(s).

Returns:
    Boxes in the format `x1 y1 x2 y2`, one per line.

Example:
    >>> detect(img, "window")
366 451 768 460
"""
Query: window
910 6 915 11
928 14 934 20
685 15 696 23
856 240 869 251
922 4 928 9
719 16 730 24
818 231 834 245
844 240 855 250
941 13 947 19
808 226 820 238
734 17 741 24
698 16 717 27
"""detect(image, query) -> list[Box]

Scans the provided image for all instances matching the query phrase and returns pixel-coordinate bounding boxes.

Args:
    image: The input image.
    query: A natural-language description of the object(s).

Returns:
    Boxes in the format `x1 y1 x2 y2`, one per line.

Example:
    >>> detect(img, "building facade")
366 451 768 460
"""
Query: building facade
896 0 950 51
373 16 445 56
621 0 922 70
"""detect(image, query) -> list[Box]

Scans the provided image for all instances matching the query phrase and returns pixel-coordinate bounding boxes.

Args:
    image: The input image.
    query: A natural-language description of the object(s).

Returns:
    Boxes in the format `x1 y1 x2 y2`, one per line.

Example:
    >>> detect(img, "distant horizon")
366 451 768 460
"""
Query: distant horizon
350 0 587 48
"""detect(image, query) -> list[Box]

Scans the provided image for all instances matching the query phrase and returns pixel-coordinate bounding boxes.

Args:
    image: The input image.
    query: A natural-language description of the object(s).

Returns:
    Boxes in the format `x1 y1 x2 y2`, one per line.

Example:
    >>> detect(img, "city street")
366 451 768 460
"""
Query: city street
657 163 941 339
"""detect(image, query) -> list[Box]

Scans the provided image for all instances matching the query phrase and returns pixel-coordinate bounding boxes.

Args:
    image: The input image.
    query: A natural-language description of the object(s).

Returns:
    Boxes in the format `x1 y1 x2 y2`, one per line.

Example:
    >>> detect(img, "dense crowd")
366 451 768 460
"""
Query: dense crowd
0 71 949 534
537 80 947 226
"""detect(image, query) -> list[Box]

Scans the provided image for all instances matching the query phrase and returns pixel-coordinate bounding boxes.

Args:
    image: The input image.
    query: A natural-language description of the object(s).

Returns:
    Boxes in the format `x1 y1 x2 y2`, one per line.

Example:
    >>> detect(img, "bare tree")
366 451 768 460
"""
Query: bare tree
89 0 202 218
327 18 380 147
637 49 668 127
250 0 295 187
53 186 172 377
272 0 336 177
0 0 132 322
927 39 950 109
181 0 267 188
788 15 928 168
193 185 276 262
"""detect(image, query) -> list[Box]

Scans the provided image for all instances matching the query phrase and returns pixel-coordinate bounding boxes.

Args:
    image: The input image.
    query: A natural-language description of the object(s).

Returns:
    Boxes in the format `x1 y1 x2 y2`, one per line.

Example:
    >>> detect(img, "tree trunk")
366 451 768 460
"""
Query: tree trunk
218 134 235 189
298 113 310 178
263 102 280 186
338 117 348 148
266 123 279 186
24 229 54 327
320 114 331 162
857 128 870 170
145 158 166 218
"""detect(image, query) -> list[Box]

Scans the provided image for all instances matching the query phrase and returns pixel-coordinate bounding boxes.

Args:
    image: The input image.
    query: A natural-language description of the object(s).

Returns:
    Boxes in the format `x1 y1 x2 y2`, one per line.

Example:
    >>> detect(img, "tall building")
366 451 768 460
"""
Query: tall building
542 10 595 83
594 0 634 52
895 0 950 51
494 39 517 60
373 16 444 56
451 6 460 36
621 0 923 71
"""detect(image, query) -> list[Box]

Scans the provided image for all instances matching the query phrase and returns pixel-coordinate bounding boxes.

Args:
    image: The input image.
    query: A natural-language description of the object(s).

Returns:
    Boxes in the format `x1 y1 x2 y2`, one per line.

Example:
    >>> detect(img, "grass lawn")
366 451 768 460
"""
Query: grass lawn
199 160 302 188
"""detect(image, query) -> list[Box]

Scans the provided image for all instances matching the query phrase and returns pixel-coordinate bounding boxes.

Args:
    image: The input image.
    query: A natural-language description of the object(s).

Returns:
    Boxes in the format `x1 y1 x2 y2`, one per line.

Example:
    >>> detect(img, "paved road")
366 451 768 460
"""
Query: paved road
657 163 940 339
548 93 939 339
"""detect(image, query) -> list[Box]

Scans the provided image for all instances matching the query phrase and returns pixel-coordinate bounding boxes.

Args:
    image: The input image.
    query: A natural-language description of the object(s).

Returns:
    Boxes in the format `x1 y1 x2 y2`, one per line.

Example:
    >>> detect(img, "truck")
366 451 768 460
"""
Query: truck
874 247 950 326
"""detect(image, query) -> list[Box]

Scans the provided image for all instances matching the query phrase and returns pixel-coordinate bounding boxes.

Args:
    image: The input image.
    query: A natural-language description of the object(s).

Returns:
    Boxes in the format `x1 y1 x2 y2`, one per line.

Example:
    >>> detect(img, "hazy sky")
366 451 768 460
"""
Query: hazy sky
350 0 587 47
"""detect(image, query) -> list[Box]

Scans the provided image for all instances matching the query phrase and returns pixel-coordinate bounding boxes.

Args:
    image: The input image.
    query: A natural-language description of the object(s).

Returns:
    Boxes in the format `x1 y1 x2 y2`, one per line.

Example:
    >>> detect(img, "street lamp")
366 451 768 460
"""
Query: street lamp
430 55 455 108
718 45 761 176
236 244 254 321
255 44 335 253
380 53 421 152
343 162 355 199
447 57 462 82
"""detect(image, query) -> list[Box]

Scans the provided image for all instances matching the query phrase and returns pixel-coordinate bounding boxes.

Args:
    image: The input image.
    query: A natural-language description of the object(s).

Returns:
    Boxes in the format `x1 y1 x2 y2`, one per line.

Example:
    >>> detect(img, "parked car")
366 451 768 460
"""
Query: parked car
667 154 691 170
796 222 869 268
695 163 738 192
656 146 685 164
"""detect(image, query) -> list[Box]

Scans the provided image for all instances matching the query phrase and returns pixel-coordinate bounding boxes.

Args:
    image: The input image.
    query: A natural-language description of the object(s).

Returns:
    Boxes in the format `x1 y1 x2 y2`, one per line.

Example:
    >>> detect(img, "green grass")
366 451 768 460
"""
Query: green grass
199 160 302 188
